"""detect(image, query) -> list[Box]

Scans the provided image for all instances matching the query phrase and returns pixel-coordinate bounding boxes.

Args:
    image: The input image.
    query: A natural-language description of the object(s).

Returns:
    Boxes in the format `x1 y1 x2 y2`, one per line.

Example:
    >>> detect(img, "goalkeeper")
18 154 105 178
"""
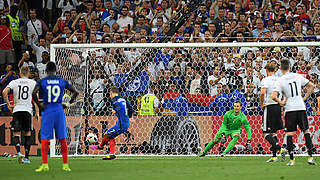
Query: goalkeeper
200 100 252 157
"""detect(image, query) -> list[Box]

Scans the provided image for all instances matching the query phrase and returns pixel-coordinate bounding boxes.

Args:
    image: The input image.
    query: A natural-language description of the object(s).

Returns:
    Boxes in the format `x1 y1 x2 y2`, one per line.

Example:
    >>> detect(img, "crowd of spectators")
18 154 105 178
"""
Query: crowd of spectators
1 0 320 116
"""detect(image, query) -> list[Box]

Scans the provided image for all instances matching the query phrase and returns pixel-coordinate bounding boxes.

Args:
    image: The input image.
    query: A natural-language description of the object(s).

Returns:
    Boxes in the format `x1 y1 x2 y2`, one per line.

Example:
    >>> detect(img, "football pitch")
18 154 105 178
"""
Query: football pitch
0 156 318 180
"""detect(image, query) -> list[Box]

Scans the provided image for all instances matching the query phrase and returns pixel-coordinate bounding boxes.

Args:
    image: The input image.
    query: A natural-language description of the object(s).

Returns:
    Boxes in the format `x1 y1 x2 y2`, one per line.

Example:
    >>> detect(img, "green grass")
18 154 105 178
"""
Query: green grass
0 156 318 180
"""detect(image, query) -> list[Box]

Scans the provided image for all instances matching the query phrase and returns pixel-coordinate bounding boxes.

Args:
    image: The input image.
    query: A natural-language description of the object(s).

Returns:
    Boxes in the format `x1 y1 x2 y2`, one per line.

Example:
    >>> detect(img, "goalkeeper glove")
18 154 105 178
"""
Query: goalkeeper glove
246 139 253 151
220 132 226 144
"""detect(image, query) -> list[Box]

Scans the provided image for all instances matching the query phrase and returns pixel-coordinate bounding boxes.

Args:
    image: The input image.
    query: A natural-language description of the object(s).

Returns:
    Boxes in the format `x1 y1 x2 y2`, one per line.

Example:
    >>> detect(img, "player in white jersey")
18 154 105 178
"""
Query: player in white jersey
35 51 49 79
260 63 286 162
272 59 316 166
2 67 37 164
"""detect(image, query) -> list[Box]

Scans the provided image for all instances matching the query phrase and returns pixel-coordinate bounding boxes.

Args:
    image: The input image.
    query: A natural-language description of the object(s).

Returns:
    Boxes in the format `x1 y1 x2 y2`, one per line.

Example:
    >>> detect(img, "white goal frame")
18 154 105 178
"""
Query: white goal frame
49 42 320 157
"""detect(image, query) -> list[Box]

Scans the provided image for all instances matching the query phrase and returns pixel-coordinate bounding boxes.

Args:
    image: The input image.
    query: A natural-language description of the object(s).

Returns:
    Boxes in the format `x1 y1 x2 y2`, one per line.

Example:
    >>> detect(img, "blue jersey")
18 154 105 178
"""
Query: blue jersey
38 75 72 140
111 96 133 129
37 75 71 107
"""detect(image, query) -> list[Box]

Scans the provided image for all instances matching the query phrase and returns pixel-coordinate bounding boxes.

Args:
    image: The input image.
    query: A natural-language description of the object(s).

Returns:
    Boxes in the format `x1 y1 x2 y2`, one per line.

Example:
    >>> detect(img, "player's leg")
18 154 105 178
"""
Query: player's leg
12 132 21 154
54 110 71 171
272 133 287 162
270 104 283 153
12 113 21 153
22 112 33 163
90 126 120 150
12 132 24 163
272 134 283 155
297 111 316 165
264 133 279 162
286 132 295 166
264 133 277 156
199 129 224 156
101 134 116 160
303 130 316 165
102 127 128 160
12 112 23 163
222 132 240 155
284 111 297 166
23 131 31 164
264 104 282 161
35 111 53 172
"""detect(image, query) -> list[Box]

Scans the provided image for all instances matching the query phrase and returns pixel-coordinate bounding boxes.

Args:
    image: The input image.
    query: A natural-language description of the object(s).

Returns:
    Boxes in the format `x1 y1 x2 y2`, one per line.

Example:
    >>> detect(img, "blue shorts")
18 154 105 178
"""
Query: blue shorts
105 125 129 138
41 107 67 140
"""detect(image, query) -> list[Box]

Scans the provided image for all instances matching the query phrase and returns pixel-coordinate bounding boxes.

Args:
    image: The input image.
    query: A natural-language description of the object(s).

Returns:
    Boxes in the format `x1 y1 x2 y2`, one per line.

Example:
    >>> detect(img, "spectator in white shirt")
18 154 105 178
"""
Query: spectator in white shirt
23 9 48 46
103 55 117 81
58 0 79 15
30 34 49 63
18 52 35 70
207 66 227 96
116 6 133 31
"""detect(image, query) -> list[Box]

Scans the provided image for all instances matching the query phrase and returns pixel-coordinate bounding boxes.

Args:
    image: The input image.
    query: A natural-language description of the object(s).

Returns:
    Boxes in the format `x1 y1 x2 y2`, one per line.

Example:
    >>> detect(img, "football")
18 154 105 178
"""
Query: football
86 133 98 144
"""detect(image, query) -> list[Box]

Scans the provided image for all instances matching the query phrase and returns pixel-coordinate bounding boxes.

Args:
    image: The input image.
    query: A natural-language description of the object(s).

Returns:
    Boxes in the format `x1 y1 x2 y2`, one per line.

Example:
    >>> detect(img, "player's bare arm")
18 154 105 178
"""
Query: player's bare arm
33 100 40 120
32 86 44 111
271 91 285 106
303 81 315 101
66 85 79 105
2 87 14 112
260 87 266 109
64 86 79 108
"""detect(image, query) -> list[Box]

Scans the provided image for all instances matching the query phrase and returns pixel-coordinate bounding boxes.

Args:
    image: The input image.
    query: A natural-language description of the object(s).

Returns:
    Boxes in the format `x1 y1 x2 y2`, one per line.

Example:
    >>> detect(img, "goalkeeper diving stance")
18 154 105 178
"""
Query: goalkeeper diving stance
90 86 133 160
200 101 252 157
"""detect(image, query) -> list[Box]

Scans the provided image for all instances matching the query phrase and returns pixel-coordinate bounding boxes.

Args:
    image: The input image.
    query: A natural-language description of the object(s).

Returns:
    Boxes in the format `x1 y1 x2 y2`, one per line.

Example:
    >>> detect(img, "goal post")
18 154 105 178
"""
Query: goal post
49 42 320 157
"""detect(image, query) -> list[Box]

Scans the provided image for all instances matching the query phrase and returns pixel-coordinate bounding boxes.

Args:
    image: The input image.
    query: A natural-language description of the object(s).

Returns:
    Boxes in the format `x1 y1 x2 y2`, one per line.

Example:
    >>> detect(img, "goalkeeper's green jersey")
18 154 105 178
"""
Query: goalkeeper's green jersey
220 110 251 139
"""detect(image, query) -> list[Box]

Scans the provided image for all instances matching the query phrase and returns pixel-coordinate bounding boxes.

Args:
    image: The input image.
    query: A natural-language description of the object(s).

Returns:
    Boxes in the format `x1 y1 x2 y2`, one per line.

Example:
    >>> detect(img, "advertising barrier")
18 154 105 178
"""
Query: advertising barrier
0 116 319 155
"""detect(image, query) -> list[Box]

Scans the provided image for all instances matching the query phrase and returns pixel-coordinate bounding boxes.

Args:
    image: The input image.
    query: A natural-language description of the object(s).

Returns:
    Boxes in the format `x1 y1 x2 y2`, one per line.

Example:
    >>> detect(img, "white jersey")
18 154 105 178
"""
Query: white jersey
36 62 47 79
7 77 36 115
26 19 43 45
90 78 105 104
274 72 309 112
261 75 279 105
207 75 227 96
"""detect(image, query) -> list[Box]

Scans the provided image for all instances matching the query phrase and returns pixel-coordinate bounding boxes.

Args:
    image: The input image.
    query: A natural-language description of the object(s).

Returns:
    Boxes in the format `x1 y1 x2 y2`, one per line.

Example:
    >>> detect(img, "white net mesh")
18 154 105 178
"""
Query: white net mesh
50 42 320 156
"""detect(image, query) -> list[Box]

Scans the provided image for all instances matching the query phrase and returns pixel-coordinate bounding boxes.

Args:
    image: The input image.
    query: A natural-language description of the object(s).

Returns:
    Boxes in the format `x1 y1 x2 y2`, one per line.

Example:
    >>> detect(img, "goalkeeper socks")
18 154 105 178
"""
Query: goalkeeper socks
109 138 115 155
100 137 110 147
202 140 217 154
224 135 239 154
265 134 277 157
41 139 50 164
59 139 68 164
304 133 313 157
287 136 294 160
24 136 31 159
13 135 21 153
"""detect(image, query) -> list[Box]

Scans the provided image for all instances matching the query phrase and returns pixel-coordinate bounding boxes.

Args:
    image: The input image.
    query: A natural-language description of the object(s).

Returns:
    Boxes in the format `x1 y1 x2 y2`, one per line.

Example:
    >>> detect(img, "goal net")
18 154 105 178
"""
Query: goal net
49 42 320 157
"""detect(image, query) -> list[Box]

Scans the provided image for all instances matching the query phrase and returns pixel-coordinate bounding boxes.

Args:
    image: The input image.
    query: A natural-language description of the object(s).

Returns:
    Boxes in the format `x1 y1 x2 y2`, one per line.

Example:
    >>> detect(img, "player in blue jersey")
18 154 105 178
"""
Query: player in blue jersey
32 62 79 172
90 86 133 160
